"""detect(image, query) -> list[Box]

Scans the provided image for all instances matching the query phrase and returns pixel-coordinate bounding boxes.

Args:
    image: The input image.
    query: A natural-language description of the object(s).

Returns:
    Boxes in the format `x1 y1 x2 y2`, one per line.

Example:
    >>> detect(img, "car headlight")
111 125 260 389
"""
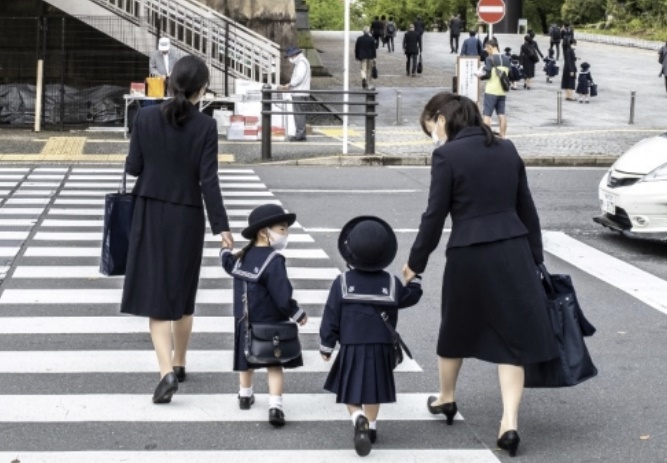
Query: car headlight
640 162 667 182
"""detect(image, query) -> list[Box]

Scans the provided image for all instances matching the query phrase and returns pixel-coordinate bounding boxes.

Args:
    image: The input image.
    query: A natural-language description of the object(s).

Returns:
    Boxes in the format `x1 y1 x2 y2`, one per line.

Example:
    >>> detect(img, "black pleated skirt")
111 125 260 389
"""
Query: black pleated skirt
324 344 396 404
233 318 304 371
438 236 558 365
120 196 205 320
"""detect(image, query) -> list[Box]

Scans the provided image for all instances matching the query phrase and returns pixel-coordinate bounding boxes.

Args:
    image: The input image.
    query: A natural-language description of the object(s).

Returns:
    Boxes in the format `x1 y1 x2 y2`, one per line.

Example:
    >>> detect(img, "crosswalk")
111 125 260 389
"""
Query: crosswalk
0 167 500 462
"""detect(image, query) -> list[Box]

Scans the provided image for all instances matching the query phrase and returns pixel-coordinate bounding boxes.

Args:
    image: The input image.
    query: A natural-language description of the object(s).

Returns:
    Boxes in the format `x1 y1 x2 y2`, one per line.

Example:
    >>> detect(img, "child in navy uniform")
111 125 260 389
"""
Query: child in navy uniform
543 49 558 83
509 54 523 90
576 62 593 103
320 216 423 456
221 204 308 427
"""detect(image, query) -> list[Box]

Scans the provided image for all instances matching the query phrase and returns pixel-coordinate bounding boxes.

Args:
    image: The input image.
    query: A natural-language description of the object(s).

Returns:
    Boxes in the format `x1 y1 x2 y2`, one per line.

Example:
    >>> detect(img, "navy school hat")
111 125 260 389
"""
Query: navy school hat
242 204 297 240
284 46 302 58
338 216 398 272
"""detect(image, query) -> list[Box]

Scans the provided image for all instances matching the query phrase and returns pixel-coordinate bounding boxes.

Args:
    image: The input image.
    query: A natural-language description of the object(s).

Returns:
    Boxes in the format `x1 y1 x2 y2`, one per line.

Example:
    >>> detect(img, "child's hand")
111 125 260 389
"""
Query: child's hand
320 353 331 362
298 314 308 326
221 231 234 249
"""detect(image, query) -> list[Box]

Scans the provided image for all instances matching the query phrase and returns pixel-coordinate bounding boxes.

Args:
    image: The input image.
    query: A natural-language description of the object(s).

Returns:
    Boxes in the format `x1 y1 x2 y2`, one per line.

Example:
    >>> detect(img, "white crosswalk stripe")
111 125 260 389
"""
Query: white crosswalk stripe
0 167 499 461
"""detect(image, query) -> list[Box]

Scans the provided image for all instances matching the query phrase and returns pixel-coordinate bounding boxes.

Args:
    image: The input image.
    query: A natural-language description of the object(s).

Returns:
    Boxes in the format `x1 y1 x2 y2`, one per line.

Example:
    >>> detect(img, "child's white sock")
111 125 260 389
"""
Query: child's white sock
268 394 283 410
239 386 253 398
351 409 365 426
369 420 377 430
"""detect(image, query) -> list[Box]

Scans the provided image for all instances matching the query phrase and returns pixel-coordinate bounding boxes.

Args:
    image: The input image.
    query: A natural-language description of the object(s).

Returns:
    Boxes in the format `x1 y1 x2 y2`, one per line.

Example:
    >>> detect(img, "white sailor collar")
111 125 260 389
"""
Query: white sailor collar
340 270 397 304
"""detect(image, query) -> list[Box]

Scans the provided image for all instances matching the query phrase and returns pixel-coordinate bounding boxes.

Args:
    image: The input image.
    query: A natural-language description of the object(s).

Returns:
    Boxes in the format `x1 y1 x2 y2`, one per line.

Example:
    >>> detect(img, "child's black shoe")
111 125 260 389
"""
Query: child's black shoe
238 394 255 410
354 415 372 456
369 429 377 444
269 408 286 427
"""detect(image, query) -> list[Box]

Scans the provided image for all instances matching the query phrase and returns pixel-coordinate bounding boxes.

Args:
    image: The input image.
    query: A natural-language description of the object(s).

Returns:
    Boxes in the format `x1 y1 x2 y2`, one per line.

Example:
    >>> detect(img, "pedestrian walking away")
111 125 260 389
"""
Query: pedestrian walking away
385 17 397 52
543 49 559 83
320 216 423 457
460 31 483 57
659 41 667 93
121 55 234 405
403 25 421 77
528 30 544 61
355 26 377 89
448 14 462 53
549 23 562 60
414 16 425 52
371 16 384 49
561 38 578 100
576 62 594 103
477 38 510 138
404 92 558 458
279 46 311 142
220 204 309 427
380 15 388 48
509 53 523 90
561 23 575 58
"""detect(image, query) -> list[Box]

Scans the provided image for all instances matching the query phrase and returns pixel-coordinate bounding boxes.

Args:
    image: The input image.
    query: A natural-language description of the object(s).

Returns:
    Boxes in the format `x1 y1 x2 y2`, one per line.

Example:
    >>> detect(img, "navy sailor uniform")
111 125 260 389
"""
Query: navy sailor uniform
320 269 423 404
221 246 306 371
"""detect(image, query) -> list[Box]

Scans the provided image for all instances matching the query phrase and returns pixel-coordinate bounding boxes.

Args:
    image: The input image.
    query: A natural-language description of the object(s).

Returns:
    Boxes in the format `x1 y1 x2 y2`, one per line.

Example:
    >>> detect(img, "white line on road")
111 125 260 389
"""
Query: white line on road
30 232 312 243
46 209 254 216
543 231 667 315
22 247 329 259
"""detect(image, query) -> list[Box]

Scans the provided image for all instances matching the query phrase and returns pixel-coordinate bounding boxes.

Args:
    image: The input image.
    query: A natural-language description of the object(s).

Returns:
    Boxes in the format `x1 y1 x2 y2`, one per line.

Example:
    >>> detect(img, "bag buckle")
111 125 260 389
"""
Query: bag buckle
380 312 389 322
273 335 280 347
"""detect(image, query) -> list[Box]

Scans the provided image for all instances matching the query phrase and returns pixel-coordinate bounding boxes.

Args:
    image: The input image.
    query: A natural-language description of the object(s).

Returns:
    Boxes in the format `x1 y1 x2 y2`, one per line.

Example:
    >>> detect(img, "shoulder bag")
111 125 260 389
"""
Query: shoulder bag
417 53 423 74
242 281 302 365
99 170 135 276
494 55 511 92
374 306 413 370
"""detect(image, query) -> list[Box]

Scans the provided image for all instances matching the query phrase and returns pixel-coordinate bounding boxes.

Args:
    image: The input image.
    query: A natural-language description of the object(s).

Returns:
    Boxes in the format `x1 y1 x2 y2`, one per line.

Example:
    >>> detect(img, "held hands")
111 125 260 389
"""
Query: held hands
298 314 308 326
320 352 331 362
220 231 234 250
402 263 417 284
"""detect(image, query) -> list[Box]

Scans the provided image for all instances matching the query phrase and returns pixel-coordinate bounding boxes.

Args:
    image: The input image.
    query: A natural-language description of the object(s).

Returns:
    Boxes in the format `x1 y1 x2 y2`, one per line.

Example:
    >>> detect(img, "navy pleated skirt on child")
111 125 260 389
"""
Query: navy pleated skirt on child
324 344 396 404
233 318 304 371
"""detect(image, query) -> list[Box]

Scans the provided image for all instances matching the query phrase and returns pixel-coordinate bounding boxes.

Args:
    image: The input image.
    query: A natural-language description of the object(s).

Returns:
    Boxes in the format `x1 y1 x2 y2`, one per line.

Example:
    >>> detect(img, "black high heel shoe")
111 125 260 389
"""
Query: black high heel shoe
426 396 458 425
152 372 178 404
497 430 521 457
173 366 186 383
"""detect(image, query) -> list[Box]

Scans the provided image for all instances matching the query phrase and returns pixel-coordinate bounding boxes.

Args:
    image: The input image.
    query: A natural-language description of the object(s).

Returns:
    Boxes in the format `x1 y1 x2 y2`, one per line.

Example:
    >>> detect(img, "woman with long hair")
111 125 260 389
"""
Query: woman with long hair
122 55 234 404
403 92 558 457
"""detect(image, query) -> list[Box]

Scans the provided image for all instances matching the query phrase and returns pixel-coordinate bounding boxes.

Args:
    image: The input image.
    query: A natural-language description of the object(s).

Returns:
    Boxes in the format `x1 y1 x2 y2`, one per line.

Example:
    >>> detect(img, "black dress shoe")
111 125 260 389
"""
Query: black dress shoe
173 366 186 383
152 372 178 404
353 415 372 456
497 430 521 457
369 429 377 444
269 408 286 427
426 396 458 425
238 394 255 410
288 136 306 142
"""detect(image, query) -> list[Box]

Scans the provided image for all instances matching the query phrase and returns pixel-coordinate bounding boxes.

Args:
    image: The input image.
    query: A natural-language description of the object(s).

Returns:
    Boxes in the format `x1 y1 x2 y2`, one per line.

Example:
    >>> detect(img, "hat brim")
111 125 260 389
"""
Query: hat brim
284 49 302 58
241 213 296 239
338 216 397 272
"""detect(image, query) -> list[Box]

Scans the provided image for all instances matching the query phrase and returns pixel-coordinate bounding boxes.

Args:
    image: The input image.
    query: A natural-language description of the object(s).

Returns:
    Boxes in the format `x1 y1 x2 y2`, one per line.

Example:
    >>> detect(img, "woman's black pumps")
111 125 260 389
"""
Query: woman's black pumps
426 396 458 425
497 430 521 457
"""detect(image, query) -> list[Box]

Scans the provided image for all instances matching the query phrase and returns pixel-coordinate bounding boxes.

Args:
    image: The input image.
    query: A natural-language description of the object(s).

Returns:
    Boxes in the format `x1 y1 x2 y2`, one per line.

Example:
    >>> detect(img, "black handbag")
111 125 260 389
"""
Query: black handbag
417 54 423 74
589 82 598 97
524 264 598 388
375 306 413 370
99 171 135 276
371 62 378 79
243 282 302 365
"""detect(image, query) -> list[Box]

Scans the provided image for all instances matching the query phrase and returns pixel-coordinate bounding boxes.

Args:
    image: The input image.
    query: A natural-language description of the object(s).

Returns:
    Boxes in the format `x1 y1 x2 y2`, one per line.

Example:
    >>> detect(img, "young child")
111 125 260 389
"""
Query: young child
543 49 559 83
220 204 308 427
576 62 593 103
503 46 512 58
320 216 423 456
509 53 523 90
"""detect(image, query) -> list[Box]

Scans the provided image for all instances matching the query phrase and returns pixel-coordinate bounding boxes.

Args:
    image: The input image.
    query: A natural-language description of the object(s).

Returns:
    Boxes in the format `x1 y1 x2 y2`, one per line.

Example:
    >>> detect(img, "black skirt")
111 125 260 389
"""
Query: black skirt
233 318 304 371
324 344 396 404
438 236 558 365
561 71 576 90
120 196 205 320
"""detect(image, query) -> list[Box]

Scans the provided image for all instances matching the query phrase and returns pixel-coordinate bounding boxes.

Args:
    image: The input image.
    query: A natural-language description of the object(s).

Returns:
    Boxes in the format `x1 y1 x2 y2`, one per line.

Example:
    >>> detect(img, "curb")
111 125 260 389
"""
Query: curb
260 155 616 167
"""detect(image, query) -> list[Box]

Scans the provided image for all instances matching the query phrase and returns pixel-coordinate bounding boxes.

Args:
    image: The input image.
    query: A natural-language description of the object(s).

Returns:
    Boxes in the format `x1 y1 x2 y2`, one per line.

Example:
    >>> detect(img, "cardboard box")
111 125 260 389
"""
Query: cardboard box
130 82 145 96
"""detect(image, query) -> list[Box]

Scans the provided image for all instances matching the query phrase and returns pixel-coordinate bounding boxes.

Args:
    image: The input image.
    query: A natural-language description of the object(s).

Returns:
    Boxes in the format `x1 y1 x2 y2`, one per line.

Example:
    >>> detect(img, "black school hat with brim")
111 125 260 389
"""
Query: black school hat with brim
242 204 297 239
338 216 397 272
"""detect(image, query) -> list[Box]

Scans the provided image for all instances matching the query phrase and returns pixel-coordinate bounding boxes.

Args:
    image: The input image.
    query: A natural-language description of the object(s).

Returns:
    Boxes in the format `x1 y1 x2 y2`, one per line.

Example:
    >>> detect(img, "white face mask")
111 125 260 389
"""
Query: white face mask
266 228 289 251
289 57 297 64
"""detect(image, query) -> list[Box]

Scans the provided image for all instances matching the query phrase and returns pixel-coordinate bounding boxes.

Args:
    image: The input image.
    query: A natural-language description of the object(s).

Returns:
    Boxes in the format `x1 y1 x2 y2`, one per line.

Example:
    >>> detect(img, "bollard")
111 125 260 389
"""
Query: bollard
557 90 562 125
452 75 458 94
261 84 272 161
395 90 402 126
629 91 636 125
365 88 376 155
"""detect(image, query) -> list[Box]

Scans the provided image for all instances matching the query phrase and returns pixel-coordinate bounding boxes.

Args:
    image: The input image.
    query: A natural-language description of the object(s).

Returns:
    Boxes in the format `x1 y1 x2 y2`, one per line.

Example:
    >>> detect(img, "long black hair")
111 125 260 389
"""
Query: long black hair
162 55 209 128
420 92 496 146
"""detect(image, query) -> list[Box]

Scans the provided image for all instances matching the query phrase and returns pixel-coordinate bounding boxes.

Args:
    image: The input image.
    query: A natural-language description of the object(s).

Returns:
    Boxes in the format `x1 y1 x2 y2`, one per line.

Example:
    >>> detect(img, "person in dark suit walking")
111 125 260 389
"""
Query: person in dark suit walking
371 16 384 49
403 25 421 77
448 14 462 53
659 41 667 92
413 16 425 52
460 31 482 57
355 26 377 89
121 55 234 404
403 92 558 458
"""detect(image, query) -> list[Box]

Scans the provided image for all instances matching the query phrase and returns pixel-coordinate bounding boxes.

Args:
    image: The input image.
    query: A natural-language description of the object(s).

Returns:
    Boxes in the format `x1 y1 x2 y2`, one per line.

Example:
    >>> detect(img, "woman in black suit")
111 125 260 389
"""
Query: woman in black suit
520 34 537 89
402 93 557 457
122 56 234 403
561 39 578 100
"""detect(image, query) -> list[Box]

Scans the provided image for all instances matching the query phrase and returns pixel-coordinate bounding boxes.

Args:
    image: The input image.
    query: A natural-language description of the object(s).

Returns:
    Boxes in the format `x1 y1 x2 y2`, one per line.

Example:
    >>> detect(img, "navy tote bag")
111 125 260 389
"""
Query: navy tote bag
524 264 598 388
99 171 135 276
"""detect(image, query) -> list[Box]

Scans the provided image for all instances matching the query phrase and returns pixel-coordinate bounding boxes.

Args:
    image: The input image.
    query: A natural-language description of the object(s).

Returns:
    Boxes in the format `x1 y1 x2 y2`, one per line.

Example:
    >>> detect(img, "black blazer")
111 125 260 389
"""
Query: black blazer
125 103 230 234
355 34 377 61
408 127 543 274
403 31 420 54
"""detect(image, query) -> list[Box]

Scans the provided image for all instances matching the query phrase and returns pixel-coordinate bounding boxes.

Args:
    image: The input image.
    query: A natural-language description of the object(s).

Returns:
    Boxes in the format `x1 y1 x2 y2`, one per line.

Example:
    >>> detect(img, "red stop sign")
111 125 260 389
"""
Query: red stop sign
477 0 506 25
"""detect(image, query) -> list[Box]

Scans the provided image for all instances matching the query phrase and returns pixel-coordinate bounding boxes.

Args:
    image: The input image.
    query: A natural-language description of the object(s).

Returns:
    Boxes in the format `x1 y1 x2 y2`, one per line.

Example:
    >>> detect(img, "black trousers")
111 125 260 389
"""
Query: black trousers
550 41 561 60
373 34 381 49
664 75 667 92
450 34 460 52
406 53 418 75
386 36 394 52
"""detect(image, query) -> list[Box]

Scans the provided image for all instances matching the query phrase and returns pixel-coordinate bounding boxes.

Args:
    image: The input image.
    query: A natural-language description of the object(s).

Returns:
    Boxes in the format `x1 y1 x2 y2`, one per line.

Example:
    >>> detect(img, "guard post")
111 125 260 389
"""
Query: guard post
261 84 272 160
365 88 376 154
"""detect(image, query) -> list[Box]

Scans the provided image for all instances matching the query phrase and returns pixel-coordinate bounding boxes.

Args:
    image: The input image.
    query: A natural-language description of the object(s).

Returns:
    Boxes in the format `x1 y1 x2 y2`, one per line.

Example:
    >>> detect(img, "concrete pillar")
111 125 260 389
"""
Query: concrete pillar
492 0 523 34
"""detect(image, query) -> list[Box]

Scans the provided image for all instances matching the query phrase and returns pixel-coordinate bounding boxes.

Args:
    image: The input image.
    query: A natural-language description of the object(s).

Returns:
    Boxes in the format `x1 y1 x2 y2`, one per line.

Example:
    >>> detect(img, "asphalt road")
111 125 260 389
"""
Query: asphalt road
0 165 665 462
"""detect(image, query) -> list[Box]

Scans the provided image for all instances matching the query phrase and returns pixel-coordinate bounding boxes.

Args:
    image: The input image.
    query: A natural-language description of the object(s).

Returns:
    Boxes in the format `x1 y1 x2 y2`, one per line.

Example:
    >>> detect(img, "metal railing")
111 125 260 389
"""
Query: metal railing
260 85 378 161
86 0 281 89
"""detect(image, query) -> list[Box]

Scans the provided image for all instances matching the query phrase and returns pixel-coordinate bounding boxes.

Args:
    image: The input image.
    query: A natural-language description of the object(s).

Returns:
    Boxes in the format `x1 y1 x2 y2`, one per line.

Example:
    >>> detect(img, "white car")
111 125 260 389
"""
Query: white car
594 133 667 242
